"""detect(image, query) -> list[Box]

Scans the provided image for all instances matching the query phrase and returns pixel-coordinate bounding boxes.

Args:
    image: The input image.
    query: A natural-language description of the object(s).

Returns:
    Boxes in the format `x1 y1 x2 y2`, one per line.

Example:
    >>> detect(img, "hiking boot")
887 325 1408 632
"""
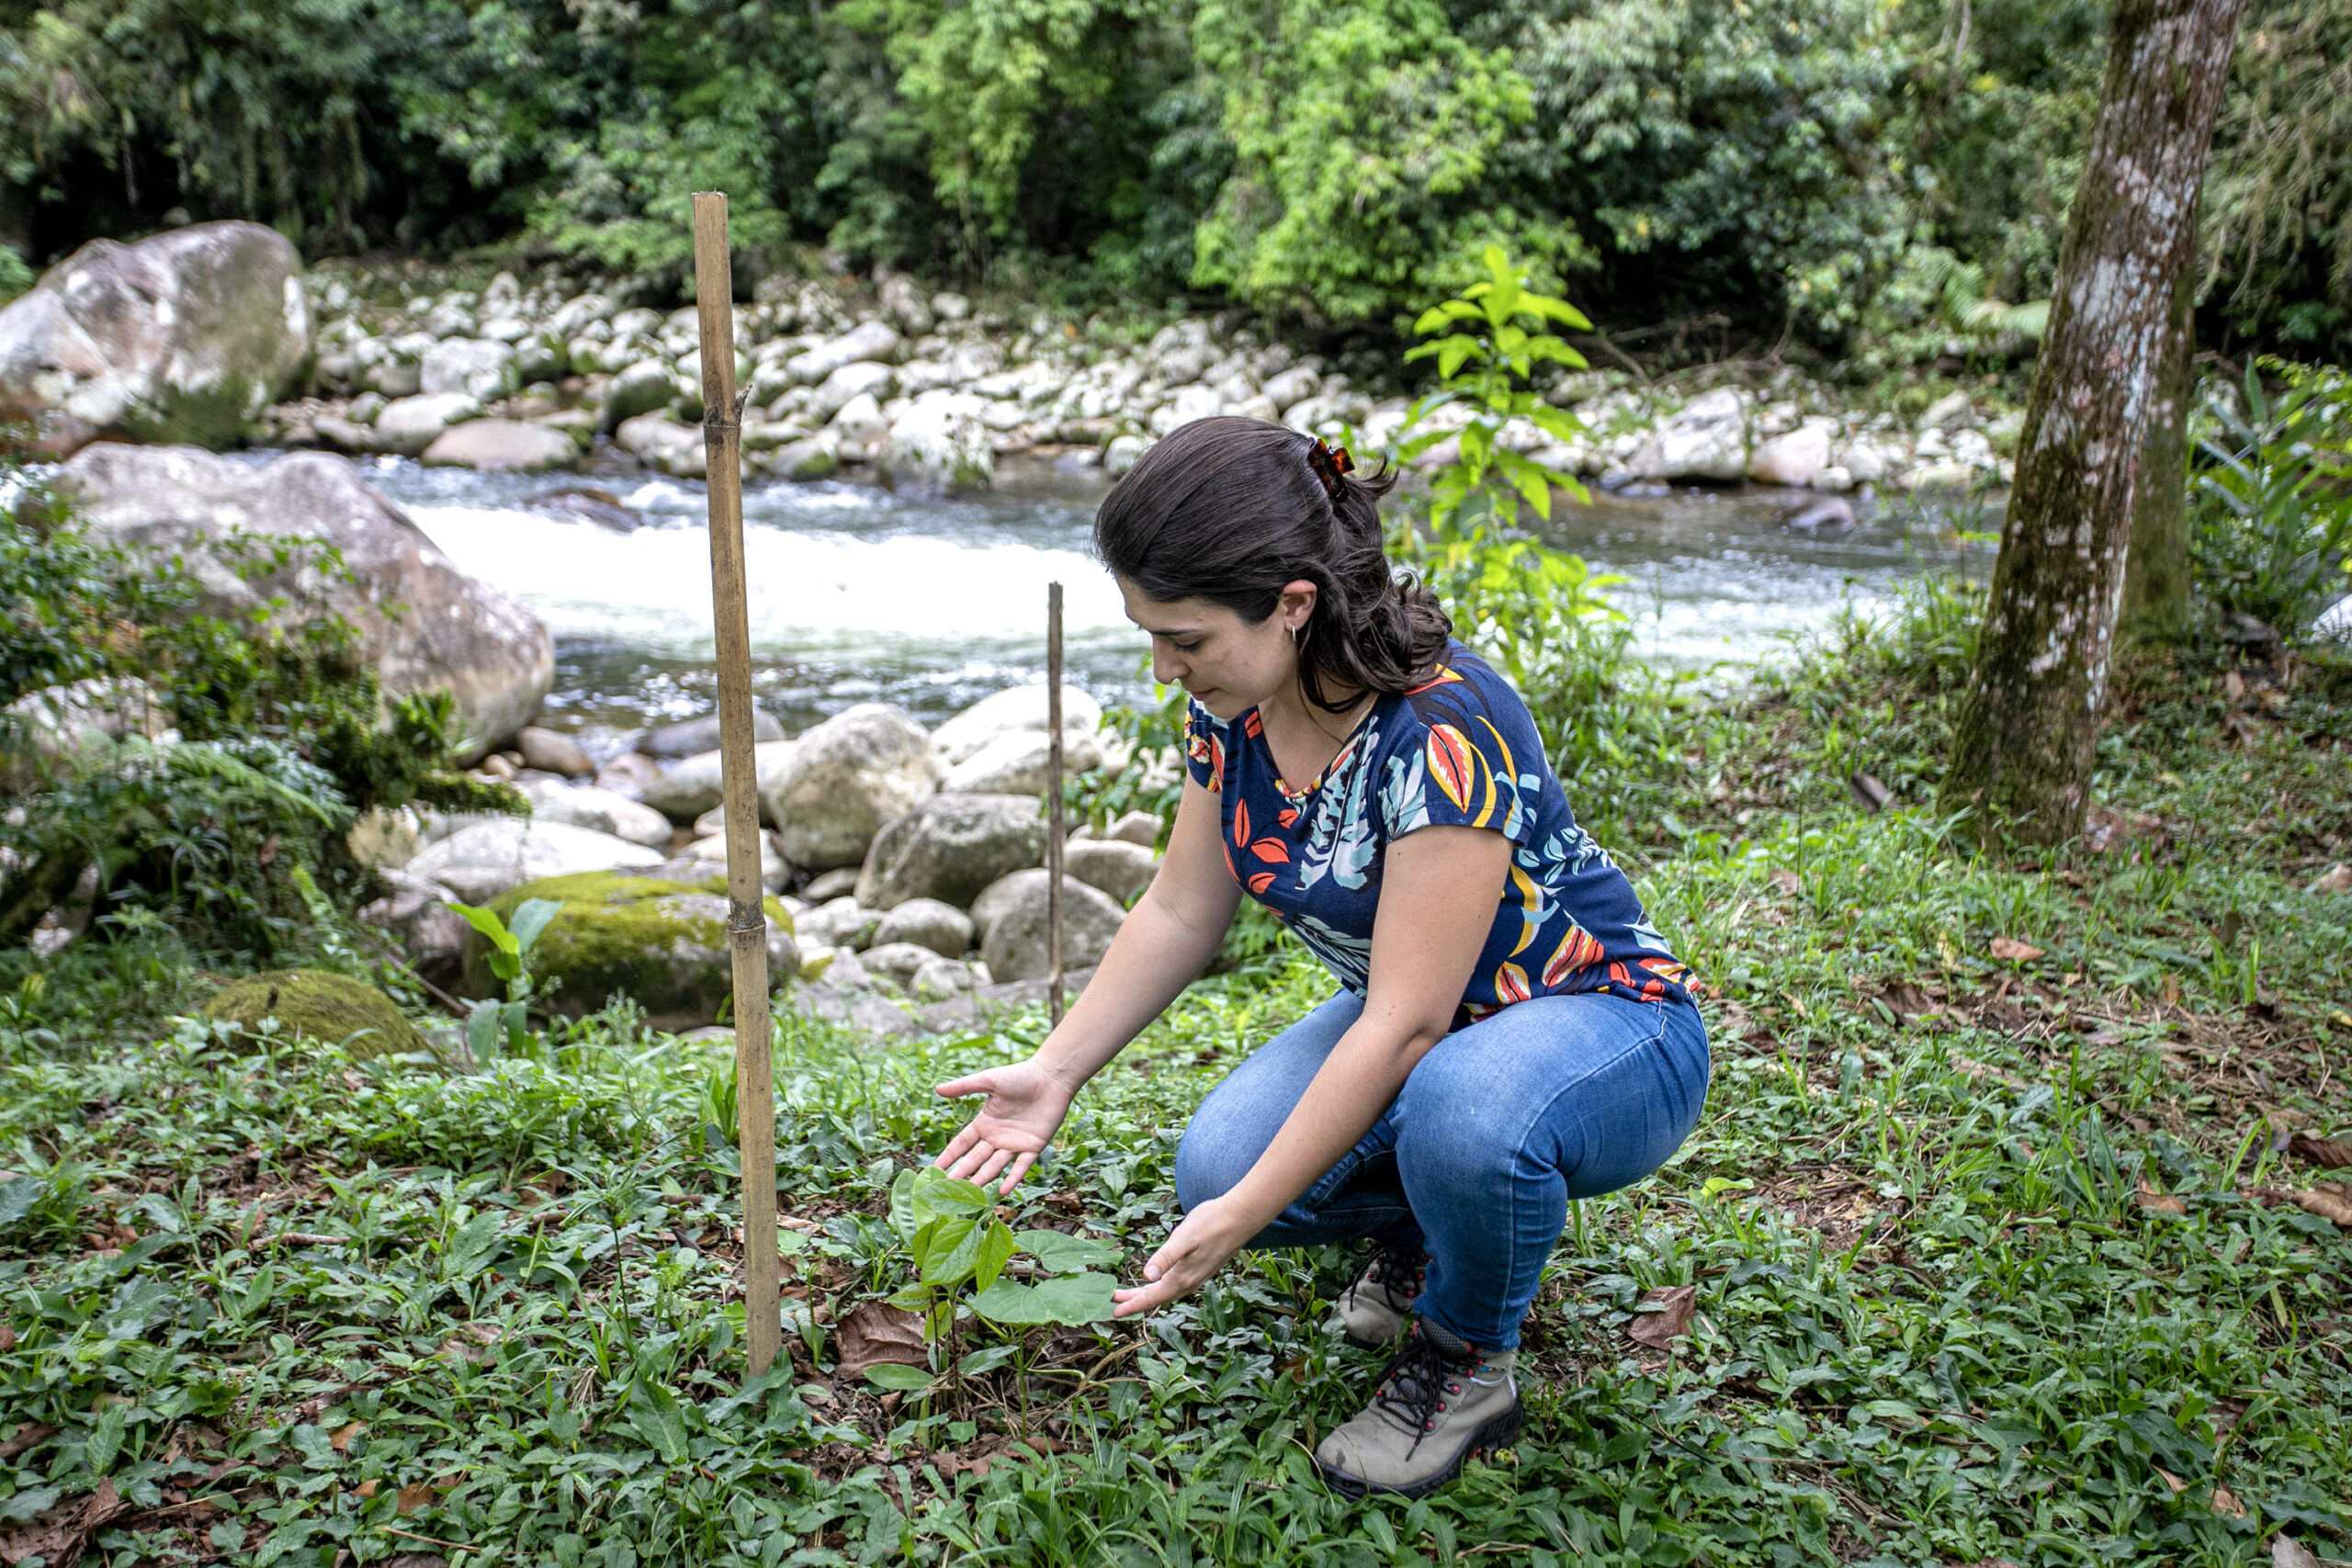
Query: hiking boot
1314 1323 1522 1500
1329 1245 1427 1348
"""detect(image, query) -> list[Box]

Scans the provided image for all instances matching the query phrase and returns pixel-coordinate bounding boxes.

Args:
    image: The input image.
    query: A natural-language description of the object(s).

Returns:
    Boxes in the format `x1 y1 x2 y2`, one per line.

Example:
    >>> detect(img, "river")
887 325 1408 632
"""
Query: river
356 453 1992 755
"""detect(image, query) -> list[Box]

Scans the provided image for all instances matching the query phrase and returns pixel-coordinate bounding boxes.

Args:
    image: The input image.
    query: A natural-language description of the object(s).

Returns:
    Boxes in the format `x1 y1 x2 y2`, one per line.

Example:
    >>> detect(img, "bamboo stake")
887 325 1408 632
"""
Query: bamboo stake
1046 582 1066 1027
691 192 781 1382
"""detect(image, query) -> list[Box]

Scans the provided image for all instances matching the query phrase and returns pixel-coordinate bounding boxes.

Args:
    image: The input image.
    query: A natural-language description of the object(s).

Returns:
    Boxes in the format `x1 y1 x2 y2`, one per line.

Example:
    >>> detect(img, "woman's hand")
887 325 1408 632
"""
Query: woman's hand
933 1059 1079 1194
1112 1195 1257 1318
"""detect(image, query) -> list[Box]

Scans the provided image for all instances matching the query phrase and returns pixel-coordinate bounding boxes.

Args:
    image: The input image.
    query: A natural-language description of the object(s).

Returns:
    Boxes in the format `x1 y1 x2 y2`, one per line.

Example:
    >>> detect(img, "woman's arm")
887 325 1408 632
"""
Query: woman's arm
933 775 1244 1191
1111 824 1510 1317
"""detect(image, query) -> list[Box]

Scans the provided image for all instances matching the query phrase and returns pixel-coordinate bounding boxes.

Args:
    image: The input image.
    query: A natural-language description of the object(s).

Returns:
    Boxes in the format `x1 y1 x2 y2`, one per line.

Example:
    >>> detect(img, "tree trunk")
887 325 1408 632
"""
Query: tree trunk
1939 0 2246 844
2120 256 2199 645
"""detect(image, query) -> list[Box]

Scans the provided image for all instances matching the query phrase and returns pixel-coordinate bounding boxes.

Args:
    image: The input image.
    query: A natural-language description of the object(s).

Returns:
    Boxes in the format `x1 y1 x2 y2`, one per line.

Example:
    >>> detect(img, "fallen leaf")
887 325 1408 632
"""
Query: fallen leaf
330 1421 365 1453
2134 1178 2187 1216
2311 863 2352 895
2284 1188 2352 1227
1625 1285 1698 1349
831 1301 930 1380
2290 1135 2351 1170
1988 937 2045 963
1848 772 1891 813
2273 1535 2322 1568
354 1479 379 1498
2211 1484 2245 1518
1768 870 1802 897
2160 973 2182 1007
396 1481 436 1516
1883 982 1936 1020
0 1475 126 1568
2154 1466 2187 1493
0 1324 12 1353
2224 670 2246 703
0 1422 56 1461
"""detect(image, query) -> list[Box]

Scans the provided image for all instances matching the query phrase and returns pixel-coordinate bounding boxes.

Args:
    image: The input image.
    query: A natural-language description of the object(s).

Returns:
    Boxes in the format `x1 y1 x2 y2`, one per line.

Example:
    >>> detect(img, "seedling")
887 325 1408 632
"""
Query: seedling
449 897 561 1065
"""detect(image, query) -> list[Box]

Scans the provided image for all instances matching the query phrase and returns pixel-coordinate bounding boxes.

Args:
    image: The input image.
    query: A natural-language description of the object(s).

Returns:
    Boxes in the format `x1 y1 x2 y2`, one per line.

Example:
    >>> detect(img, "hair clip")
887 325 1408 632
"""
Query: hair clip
1306 437 1356 501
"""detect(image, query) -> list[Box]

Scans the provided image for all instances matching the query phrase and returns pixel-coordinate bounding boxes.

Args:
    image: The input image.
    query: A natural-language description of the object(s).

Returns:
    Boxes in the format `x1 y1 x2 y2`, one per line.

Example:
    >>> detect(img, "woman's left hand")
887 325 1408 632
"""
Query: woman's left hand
1112 1196 1257 1318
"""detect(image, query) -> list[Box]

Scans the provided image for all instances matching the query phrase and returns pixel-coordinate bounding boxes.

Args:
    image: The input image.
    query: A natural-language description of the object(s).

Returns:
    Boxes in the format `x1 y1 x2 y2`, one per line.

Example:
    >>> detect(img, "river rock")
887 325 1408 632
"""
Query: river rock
860 942 941 988
459 872 796 1029
1103 434 1149 477
943 728 1105 795
1837 441 1893 484
0 220 310 455
370 392 480 457
604 359 679 426
356 867 469 985
767 704 941 871
639 749 725 821
787 321 900 386
0 677 170 784
405 817 663 904
420 338 515 402
53 444 551 761
880 274 934 335
830 392 888 456
520 779 673 849
516 726 594 777
972 870 1125 982
638 710 786 760
771 435 838 481
1747 423 1834 488
204 969 425 1060
870 897 975 958
422 419 579 472
812 360 895 418
799 896 881 951
678 828 791 893
1105 809 1162 848
1261 365 1320 412
594 750 663 799
854 794 1046 911
1632 389 1748 482
933 683 1105 766
880 393 994 490
911 956 979 1001
1064 839 1157 905
523 487 644 533
615 412 706 478
1917 390 1973 431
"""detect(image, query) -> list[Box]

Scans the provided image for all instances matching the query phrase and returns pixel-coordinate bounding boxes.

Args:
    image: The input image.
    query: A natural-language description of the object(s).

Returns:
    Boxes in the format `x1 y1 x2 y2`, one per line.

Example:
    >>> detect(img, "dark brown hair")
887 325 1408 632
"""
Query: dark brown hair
1093 417 1452 712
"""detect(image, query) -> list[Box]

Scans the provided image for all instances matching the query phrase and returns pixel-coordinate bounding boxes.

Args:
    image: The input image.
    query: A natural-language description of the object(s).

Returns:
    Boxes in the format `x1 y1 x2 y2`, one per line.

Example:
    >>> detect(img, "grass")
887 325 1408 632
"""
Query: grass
2 589 2348 1568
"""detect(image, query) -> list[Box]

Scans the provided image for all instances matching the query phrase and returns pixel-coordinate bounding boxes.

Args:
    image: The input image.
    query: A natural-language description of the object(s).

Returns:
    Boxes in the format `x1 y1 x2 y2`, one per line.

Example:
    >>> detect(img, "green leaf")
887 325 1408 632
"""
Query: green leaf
971 1271 1118 1325
626 1380 693 1465
972 1221 1018 1294
919 1213 983 1288
959 1343 1018 1376
860 1362 937 1393
0 1176 39 1232
441 1210 505 1280
85 1400 127 1476
1016 1229 1122 1274
449 903 519 957
467 999 503 1062
1530 406 1584 443
507 897 562 958
888 1167 922 1242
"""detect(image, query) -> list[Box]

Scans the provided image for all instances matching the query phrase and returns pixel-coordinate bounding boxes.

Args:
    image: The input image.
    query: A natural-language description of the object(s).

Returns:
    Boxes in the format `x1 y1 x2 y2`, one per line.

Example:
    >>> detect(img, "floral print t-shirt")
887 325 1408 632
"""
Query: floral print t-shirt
1183 642 1690 1023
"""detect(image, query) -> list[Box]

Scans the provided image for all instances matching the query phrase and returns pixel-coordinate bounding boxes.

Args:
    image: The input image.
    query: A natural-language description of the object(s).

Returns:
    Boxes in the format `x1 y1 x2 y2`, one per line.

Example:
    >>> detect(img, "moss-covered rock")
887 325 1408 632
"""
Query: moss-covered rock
203 969 426 1060
462 872 796 1031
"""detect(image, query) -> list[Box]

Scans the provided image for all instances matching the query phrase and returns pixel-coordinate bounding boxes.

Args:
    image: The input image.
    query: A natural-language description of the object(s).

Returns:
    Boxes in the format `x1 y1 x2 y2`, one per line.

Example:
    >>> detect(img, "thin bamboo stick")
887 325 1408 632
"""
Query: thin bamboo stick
1046 582 1066 1027
691 191 781 1382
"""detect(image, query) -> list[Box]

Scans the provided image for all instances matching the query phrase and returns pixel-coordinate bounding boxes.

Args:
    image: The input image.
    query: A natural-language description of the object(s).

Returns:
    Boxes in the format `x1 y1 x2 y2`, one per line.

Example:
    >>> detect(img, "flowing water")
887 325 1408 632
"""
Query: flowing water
353 452 1994 754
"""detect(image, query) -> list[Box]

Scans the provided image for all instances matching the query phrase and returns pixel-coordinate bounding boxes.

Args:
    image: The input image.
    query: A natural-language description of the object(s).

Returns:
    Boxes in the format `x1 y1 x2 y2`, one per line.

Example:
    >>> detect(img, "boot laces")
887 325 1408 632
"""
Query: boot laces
1368 1330 1475 1457
1360 1245 1428 1310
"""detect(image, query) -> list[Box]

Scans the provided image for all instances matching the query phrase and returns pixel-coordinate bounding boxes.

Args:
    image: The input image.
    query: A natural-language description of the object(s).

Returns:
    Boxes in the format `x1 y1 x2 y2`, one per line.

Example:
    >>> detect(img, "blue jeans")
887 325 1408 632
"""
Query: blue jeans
1174 990 1710 1350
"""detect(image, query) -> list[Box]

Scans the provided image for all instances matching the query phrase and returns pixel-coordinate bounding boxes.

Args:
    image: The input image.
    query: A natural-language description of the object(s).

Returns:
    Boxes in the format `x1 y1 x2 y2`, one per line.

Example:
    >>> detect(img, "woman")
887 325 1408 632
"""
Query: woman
933 417 1709 1499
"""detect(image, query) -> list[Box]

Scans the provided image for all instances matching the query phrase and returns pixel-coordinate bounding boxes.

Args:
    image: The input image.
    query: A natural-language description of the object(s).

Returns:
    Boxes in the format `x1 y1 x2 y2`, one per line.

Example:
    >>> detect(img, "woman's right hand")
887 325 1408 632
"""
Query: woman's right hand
933 1058 1080 1194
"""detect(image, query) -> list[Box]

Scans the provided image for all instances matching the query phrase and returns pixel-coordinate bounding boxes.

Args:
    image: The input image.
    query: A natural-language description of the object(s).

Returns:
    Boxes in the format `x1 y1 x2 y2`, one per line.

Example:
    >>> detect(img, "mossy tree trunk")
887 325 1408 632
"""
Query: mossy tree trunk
1939 0 2247 844
2120 257 2199 645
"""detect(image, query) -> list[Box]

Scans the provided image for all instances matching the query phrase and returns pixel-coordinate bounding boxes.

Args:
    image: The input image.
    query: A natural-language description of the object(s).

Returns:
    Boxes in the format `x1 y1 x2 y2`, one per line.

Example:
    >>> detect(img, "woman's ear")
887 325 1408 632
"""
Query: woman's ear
1277 580 1319 635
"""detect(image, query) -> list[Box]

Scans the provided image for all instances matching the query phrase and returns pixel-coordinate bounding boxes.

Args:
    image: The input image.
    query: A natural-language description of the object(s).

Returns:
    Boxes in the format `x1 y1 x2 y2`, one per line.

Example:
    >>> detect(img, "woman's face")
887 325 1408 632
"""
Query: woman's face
1119 577 1316 722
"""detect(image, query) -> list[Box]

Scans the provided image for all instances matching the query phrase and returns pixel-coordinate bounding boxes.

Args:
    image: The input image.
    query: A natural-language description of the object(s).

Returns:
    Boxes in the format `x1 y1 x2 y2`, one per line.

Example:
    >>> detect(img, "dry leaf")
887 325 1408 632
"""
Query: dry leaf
0 1422 55 1462
354 1479 379 1498
2154 1466 2187 1493
0 1475 126 1568
2310 863 2352 895
2134 1178 2187 1216
2286 1188 2352 1227
1848 772 1892 813
1988 937 2045 963
2160 973 2182 1007
330 1421 365 1453
2224 670 2246 703
1625 1285 1698 1349
2272 1535 2322 1568
396 1481 436 1516
0 1325 13 1353
2211 1484 2246 1518
2290 1134 2352 1170
831 1301 930 1380
1768 870 1802 897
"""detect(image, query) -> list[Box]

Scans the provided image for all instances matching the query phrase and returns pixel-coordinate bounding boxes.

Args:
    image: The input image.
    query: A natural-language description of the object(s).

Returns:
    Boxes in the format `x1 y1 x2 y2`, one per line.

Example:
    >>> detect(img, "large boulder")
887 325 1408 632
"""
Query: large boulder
880 393 995 491
1747 423 1835 489
870 897 975 958
638 711 786 760
768 704 941 871
405 817 663 904
460 872 796 1030
615 412 706 478
52 444 552 761
854 794 1046 911
422 419 580 472
1631 389 1749 482
933 683 1105 766
1064 838 1158 905
786 321 901 386
971 870 1125 982
420 338 516 402
645 741 797 824
812 360 896 418
356 866 469 986
203 969 425 1061
0 221 310 455
371 392 481 457
943 728 1105 795
520 779 674 849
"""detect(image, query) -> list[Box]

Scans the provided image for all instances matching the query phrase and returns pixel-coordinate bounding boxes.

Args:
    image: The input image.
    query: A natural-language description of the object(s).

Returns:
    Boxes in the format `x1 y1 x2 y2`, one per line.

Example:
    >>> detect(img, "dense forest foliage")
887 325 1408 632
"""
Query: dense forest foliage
0 0 2343 365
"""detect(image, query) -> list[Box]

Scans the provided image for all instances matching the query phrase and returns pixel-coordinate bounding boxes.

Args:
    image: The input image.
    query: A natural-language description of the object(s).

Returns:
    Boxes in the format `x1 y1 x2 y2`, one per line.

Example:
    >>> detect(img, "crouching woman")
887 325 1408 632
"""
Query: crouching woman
932 417 1709 1498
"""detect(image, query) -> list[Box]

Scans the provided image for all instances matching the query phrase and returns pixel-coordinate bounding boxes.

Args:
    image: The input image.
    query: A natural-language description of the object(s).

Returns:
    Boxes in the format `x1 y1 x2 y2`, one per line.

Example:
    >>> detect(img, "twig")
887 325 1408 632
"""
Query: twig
383 1527 476 1551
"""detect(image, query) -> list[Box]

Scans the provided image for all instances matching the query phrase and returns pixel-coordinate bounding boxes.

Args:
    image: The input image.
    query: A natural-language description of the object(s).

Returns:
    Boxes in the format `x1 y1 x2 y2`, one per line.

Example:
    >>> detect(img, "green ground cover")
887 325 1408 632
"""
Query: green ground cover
2 597 2348 1568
